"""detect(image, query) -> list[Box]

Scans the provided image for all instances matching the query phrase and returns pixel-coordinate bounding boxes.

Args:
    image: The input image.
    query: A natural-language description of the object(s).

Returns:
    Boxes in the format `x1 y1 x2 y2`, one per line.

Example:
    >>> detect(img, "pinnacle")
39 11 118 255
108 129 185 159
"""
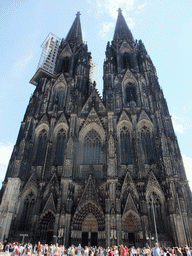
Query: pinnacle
113 9 134 44
65 12 83 45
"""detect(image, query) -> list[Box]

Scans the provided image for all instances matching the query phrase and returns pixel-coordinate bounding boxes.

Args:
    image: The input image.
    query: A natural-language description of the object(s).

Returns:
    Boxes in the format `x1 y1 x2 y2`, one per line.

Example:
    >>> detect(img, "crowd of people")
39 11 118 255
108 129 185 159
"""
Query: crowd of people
0 242 191 256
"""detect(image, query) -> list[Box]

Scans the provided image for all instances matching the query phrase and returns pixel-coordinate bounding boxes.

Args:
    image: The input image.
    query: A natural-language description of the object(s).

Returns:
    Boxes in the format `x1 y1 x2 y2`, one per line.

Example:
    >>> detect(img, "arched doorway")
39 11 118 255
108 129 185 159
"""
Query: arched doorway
122 211 142 246
72 203 105 247
40 211 55 244
82 213 98 247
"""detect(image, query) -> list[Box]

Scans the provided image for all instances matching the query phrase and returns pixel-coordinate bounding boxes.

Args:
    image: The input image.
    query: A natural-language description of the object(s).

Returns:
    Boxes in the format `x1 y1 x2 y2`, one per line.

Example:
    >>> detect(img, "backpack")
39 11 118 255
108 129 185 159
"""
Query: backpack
16 248 19 255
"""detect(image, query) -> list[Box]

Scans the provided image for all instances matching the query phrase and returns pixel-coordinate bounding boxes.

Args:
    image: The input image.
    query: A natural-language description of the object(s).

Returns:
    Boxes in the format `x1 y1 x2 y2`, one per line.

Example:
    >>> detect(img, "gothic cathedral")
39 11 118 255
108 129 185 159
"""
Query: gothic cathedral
0 10 192 247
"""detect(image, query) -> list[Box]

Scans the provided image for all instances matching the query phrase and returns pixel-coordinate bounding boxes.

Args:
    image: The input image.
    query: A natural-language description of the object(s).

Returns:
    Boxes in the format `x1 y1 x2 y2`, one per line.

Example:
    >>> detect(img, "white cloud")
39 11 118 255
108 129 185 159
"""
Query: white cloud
182 154 192 190
98 21 114 38
172 114 184 134
87 0 146 38
0 142 14 185
138 2 147 10
12 53 33 78
172 120 184 134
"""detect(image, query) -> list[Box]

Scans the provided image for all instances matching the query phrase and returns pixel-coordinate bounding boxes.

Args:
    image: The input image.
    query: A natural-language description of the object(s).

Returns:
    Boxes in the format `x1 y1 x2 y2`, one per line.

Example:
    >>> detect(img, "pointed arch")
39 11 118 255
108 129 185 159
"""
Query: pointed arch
122 210 142 233
34 128 48 166
52 84 66 111
79 122 105 144
119 126 132 165
72 202 105 231
137 116 154 164
82 129 102 164
39 210 55 242
82 213 98 232
125 83 137 105
121 52 133 70
117 118 132 135
146 191 165 234
140 125 154 164
53 128 66 166
19 191 36 231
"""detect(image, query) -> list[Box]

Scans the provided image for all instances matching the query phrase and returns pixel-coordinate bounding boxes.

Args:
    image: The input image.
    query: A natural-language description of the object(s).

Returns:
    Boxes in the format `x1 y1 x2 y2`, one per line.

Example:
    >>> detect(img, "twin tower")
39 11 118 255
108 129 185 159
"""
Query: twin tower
0 10 192 247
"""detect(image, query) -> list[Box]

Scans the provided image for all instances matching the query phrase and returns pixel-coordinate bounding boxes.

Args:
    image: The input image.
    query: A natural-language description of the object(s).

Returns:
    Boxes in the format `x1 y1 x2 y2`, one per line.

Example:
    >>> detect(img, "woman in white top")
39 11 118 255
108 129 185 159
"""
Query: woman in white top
53 244 60 256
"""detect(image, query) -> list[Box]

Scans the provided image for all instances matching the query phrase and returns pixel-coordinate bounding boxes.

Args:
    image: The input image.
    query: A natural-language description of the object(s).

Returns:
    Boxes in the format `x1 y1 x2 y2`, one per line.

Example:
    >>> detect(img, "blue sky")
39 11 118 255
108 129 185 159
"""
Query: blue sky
0 0 192 187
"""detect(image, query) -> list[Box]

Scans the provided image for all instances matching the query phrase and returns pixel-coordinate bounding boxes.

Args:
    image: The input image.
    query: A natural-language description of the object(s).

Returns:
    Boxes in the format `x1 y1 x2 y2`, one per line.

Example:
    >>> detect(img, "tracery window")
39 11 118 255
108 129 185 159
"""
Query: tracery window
19 192 35 231
148 193 164 234
120 126 132 165
34 129 47 166
126 84 137 104
62 57 70 72
54 129 66 166
83 130 101 164
141 126 153 164
122 53 133 69
53 88 65 111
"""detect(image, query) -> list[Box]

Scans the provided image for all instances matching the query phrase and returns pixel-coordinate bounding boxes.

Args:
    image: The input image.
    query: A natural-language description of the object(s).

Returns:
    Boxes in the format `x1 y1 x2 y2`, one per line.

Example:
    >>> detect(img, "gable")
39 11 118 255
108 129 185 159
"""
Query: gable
83 107 103 127
42 193 56 214
81 89 106 113
77 175 102 212
121 172 139 200
53 73 67 88
123 193 139 216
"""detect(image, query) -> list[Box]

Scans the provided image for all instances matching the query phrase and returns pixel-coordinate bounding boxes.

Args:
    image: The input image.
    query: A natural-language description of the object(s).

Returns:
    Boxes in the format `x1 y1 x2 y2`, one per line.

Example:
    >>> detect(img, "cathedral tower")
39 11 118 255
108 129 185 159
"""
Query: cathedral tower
0 10 192 247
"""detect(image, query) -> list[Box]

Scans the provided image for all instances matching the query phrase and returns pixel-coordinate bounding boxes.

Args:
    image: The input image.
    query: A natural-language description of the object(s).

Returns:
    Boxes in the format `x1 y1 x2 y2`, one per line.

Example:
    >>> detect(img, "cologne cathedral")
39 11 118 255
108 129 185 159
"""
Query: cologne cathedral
0 10 192 247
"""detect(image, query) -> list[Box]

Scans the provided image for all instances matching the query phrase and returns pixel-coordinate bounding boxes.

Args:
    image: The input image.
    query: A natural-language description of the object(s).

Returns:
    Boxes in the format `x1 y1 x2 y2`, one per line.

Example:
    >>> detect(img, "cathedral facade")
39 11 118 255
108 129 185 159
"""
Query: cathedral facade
0 10 192 247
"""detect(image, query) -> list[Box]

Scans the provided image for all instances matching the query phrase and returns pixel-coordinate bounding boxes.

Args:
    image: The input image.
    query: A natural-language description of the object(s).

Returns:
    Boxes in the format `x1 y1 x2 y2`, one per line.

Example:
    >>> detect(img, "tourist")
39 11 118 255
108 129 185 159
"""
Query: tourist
153 243 161 256
108 247 114 256
0 242 4 254
53 243 60 256
11 242 18 256
78 244 82 256
23 247 31 256
174 247 182 256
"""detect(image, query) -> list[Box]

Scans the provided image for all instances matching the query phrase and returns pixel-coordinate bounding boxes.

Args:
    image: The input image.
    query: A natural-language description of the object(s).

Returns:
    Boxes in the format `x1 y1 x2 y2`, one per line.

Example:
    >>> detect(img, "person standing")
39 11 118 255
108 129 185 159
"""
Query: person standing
153 244 161 256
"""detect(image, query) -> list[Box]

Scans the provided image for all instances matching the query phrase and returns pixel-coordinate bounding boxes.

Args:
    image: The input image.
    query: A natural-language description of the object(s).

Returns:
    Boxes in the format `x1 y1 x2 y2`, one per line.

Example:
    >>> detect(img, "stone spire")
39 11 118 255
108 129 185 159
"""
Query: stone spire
65 11 83 45
113 8 134 44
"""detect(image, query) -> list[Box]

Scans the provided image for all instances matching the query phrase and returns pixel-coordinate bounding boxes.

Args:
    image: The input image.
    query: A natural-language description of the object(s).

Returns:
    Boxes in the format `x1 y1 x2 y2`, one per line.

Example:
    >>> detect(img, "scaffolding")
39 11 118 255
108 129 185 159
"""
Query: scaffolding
37 33 61 75
30 33 61 85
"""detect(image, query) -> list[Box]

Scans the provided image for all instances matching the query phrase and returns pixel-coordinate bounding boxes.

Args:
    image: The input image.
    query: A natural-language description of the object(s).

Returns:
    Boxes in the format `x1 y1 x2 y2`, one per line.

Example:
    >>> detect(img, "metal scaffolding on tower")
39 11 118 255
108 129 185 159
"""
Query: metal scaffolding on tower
30 33 61 85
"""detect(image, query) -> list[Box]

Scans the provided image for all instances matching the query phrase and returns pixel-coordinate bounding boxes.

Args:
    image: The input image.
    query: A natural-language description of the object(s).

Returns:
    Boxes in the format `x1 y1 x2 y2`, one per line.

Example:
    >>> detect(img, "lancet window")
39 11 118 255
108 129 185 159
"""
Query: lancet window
53 88 65 111
122 53 133 69
148 193 164 234
34 129 47 166
141 126 153 164
62 57 70 72
83 130 101 164
19 192 35 231
54 129 66 166
126 84 137 104
120 126 132 165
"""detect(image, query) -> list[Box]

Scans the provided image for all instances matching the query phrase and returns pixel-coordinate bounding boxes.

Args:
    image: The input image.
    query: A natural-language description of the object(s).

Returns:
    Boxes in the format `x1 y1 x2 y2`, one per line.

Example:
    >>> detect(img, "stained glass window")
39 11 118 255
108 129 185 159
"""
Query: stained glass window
148 193 164 234
54 89 65 111
126 85 137 104
20 192 35 231
54 129 66 166
35 129 47 166
83 130 101 164
141 126 153 164
120 126 132 165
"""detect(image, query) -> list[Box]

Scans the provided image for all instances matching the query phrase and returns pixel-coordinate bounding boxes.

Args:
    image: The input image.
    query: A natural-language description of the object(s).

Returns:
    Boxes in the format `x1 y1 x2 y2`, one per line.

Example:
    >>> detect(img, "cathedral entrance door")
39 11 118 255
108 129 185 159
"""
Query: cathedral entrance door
128 233 135 246
82 232 88 247
46 231 53 244
82 213 99 246
91 232 98 246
